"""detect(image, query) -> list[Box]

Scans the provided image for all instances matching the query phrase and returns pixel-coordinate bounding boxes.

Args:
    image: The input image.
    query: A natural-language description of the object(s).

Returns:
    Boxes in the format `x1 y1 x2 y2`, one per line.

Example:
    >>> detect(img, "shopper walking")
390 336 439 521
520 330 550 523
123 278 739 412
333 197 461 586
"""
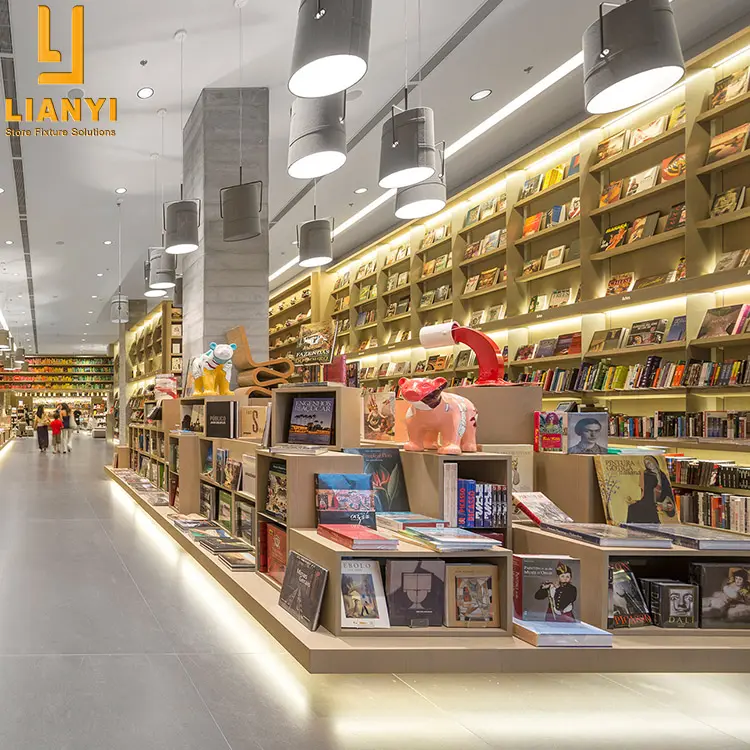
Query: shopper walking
34 406 49 453
49 412 63 454
60 402 72 454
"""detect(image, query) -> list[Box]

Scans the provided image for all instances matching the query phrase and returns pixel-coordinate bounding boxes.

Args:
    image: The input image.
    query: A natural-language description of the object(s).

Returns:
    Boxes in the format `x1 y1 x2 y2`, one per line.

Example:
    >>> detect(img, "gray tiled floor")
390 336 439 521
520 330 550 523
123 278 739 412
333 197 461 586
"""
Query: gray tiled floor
1 435 748 749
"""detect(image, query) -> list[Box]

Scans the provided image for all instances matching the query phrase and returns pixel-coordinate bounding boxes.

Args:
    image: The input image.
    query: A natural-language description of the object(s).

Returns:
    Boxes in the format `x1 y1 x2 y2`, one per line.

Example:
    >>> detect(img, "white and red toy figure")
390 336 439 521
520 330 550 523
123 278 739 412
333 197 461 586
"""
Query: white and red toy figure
398 377 478 454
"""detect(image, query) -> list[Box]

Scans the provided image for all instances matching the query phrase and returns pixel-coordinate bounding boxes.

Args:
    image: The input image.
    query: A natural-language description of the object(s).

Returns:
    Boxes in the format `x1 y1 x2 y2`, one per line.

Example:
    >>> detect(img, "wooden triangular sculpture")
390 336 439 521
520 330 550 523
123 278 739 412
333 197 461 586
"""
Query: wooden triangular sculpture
225 325 294 398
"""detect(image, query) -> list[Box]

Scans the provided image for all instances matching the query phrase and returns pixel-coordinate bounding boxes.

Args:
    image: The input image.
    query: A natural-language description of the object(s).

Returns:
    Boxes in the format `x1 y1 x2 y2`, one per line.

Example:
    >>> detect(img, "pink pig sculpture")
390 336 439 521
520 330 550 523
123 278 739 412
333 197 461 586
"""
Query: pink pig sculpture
398 376 478 455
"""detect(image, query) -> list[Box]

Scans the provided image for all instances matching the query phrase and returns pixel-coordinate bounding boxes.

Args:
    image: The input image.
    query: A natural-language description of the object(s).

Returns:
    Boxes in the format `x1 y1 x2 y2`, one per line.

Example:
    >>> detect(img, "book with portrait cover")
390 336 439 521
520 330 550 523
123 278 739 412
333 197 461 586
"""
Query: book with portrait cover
709 66 750 109
596 130 629 162
627 212 660 243
630 115 667 148
705 123 750 165
340 559 390 628
315 473 376 528
513 554 580 622
650 582 699 629
386 560 445 627
599 180 623 207
279 551 329 631
660 153 686 182
690 562 750 629
287 396 335 445
600 222 629 253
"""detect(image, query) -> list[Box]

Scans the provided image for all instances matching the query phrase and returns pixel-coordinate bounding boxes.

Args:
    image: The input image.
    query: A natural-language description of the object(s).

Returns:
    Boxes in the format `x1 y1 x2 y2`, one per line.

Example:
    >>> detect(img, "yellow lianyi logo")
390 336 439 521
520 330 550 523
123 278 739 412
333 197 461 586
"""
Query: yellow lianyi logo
38 4 84 85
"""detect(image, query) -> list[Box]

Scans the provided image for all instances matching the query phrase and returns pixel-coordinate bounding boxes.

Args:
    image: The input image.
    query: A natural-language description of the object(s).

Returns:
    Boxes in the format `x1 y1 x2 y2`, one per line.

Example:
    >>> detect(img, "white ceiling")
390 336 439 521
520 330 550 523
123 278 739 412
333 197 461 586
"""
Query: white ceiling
0 0 748 354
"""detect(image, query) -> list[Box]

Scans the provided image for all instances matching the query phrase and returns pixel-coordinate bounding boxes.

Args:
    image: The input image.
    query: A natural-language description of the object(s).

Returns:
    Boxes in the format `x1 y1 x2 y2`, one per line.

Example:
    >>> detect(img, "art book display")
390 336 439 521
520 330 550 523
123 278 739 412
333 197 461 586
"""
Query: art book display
294 321 338 365
278 551 328 631
386 560 446 627
287 396 335 445
340 559 390 628
314 473 376 528
513 555 580 622
691 562 750 629
609 563 651 629
445 564 500 628
342 447 409 512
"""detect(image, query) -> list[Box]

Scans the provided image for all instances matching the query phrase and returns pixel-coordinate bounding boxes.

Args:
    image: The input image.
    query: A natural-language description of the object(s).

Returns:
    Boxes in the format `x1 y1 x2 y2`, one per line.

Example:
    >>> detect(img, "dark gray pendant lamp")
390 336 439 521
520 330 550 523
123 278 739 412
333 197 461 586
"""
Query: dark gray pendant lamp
148 246 176 290
583 0 684 115
395 143 446 220
220 1 263 242
165 29 200 255
144 258 167 298
288 92 347 179
173 274 184 307
289 0 372 98
297 187 333 268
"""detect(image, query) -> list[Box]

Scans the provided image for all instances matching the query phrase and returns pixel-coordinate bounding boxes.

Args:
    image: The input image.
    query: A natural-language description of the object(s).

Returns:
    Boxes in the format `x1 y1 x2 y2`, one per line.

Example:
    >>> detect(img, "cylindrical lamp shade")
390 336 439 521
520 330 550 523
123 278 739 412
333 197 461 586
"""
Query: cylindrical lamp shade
164 200 200 255
289 0 372 98
288 94 347 179
14 347 25 365
110 295 129 324
298 218 333 268
148 246 177 289
379 107 437 189
395 172 447 220
173 275 184 307
583 0 684 114
221 181 262 241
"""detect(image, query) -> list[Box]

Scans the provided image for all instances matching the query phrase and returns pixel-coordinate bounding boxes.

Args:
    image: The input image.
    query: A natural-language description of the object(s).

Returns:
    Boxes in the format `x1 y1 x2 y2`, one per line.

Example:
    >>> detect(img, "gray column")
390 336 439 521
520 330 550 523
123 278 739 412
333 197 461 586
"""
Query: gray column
182 88 270 367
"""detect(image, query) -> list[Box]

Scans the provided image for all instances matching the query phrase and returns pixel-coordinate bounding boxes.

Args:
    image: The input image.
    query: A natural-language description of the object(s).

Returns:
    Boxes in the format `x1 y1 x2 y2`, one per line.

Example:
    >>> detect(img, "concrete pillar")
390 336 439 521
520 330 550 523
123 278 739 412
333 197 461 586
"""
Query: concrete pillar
182 88 270 367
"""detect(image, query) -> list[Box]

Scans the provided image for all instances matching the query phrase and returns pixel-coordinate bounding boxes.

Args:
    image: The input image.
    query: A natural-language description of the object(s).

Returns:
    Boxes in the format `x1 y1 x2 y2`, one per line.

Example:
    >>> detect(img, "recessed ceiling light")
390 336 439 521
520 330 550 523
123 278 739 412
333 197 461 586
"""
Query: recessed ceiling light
85 323 90 326
91 295 98 299
88 311 94 314
115 187 127 195
0 188 4 194
291 240 298 246
103 241 112 245
470 89 492 101
4 240 12 245
354 187 368 194
137 87 155 99
97 273 104 277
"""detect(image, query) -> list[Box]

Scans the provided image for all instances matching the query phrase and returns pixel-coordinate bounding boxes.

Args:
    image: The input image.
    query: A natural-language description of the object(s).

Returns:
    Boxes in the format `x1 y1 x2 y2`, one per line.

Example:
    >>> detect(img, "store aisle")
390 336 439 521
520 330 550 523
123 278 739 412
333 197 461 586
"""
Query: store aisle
0 435 748 750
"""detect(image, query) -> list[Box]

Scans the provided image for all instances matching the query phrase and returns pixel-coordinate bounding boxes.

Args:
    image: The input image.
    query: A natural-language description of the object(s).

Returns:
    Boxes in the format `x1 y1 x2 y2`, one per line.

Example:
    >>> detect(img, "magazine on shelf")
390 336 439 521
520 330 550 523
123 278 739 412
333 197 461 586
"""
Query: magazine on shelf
541 522 672 548
624 524 750 550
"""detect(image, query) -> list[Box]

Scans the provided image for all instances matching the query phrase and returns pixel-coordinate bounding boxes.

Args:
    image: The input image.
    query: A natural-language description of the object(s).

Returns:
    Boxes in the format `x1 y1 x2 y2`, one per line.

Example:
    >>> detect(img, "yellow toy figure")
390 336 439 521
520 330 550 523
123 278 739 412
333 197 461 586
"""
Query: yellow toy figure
192 343 237 396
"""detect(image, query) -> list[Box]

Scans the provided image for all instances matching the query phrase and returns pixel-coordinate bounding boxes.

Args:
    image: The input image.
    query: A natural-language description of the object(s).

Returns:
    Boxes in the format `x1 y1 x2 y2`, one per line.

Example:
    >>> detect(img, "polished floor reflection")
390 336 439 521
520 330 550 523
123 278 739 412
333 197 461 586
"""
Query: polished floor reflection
0 435 748 749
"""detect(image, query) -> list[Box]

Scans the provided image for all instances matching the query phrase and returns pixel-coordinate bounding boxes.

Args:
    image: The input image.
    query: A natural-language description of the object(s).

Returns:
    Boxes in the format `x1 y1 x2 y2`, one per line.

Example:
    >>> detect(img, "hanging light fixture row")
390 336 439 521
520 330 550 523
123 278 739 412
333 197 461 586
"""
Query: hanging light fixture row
288 92 347 179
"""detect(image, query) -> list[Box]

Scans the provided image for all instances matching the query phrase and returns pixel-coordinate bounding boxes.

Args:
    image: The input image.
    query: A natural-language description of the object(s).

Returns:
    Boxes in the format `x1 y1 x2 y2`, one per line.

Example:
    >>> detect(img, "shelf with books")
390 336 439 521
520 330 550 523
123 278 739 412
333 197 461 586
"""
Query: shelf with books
458 211 507 239
516 217 580 246
517 259 581 284
460 283 507 301
415 235 451 256
696 89 750 124
514 173 579 210
696 205 750 229
382 311 412 324
354 322 378 333
591 126 686 176
382 282 411 298
417 299 453 313
584 341 686 360
512 352 582 368
418 267 452 284
673 483 750 497
591 227 686 262
590 176 686 218
689 332 750 349
458 244 506 268
696 147 750 176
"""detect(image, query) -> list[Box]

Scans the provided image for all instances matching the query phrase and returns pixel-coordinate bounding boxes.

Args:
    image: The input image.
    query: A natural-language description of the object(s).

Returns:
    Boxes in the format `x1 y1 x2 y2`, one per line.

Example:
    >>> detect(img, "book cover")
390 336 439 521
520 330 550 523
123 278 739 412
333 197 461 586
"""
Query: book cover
650 582 698 629
434 284 451 302
632 272 675 291
202 443 214 477
464 204 480 227
199 482 217 520
605 272 635 296
241 454 257 498
522 257 543 277
520 174 543 199
544 245 566 268
278 551 329 631
542 523 672 548
542 163 565 190
528 294 549 313
487 303 506 322
295 321 338 365
376 512 446 531
386 560 446 627
480 229 502 252
630 115 667 147
240 405 268 442
714 248 748 272
626 318 667 346
515 344 537 361
224 459 242 491
318 524 397 549
625 166 659 196
588 328 626 352
553 332 580 356
710 186 746 217
626 524 750 551
340 559 390 628
599 222 630 253
513 619 612 647
469 310 486 327
710 66 750 108
697 305 746 338
627 212 660 243
665 315 687 342
315 473 376 528
609 563 652 628
513 555 580 622
214 448 227 487
477 268 499 289
287 396 335 445
235 500 255 547
419 290 435 308
549 288 571 308
522 212 543 236
463 275 480 295
513 492 573 525
479 196 498 220
567 153 581 177
534 411 563 452
535 338 557 359
599 180 623 207
421 259 437 278
266 523 288 586
463 241 481 261
674 255 686 281
660 153 686 182
667 102 686 129
705 123 750 165
445 564 500 628
596 130 629 162
594 454 679 526
567 196 581 219
664 202 686 231
266 459 288 521
362 392 396 442
566 413 608 455
690 562 750 628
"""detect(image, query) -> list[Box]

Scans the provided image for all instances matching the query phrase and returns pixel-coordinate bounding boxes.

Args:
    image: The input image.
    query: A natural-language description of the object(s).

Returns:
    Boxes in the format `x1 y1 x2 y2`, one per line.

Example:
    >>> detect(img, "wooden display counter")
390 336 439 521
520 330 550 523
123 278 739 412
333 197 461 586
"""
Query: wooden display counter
105 466 750 674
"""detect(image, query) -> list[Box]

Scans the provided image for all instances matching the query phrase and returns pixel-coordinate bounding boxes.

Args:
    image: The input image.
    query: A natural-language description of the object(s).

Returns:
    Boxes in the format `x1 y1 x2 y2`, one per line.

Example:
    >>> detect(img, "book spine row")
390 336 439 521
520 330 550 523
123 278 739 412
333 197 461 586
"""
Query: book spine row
675 490 750 534
608 410 750 440
455 479 507 529
667 457 750 490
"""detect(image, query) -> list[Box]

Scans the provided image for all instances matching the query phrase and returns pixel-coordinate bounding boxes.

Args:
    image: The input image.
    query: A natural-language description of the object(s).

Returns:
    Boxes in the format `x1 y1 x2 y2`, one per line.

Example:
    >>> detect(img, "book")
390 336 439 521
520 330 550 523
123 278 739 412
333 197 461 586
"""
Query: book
434 284 451 302
421 258 436 277
235 500 254 547
199 482 218 520
650 582 698 629
660 152 686 182
553 332 581 356
445 564 500 628
278 551 328 631
710 66 750 108
266 459 287 521
340 559 390 628
567 196 581 219
224 459 242 491
596 130 629 162
419 290 435 308
520 174 543 199
588 328 626 352
527 294 548 313
295 321 338 365
265 523 288 586
522 257 543 277
513 619 612 647
674 255 686 281
627 212 660 243
287 396 335 445
599 180 623 207
487 303 506 322
705 123 750 165
625 166 659 196
204 401 236 439
217 552 256 571
667 102 686 129
599 222 629 253
534 411 563 452
376 512 446 531
609 563 652 628
386 560 446 627
714 248 750 272
665 315 687 342
630 115 667 147
625 318 667 346
362 392 396 442
217 490 232 531
567 153 581 177
544 245 566 268
542 522 672 548
697 305 749 338
690 562 750 629
664 202 686 230
605 272 635 295
463 241 481 261
239 405 268 442
214 448 228 487
625 524 750 550
513 555 580 622
542 163 566 190
535 338 557 359
468 310 486 327
710 186 746 217
463 275 480 294
512 492 574 525
464 204 481 227
480 229 503 252
594 454 679 526
566 412 607 454
515 344 537 361
199 537 252 554
479 196 499 220
477 268 499 289
202 443 214 477
397 526 500 552
318 524 398 549
632 272 675 290
549 288 571 308
522 212 544 236
314 473 376 528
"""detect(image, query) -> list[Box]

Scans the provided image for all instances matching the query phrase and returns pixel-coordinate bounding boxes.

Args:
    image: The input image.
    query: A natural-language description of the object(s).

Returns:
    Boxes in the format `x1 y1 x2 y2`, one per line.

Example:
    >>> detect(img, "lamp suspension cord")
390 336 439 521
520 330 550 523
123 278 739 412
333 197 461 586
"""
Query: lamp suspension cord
238 4 244 183
313 178 317 220
403 0 409 109
160 112 166 234
417 0 422 108
117 201 123 296
179 34 185 199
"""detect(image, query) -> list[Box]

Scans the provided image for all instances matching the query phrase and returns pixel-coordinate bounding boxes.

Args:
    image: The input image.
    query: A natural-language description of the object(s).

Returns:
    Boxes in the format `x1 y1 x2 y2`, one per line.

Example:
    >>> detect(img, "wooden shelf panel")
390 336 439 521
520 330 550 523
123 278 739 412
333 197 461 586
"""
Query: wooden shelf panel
511 353 582 367
590 176 686 217
458 245 507 267
458 210 507 235
514 173 580 209
516 217 580 246
584 341 686 359
689 333 750 348
590 127 686 174
696 206 750 229
517 259 581 284
696 148 750 176
591 227 686 262
696 90 750 123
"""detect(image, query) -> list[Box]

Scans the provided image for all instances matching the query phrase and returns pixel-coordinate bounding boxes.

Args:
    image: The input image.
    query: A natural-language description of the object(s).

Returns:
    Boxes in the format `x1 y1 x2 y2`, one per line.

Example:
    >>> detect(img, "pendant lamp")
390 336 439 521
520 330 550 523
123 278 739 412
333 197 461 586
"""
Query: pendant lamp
0 329 10 351
289 0 372 98
173 275 184 307
14 347 25 366
583 0 684 115
379 105 437 189
395 150 446 220
111 295 129 324
298 218 333 268
148 246 177 289
144 259 167 298
288 92 347 179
